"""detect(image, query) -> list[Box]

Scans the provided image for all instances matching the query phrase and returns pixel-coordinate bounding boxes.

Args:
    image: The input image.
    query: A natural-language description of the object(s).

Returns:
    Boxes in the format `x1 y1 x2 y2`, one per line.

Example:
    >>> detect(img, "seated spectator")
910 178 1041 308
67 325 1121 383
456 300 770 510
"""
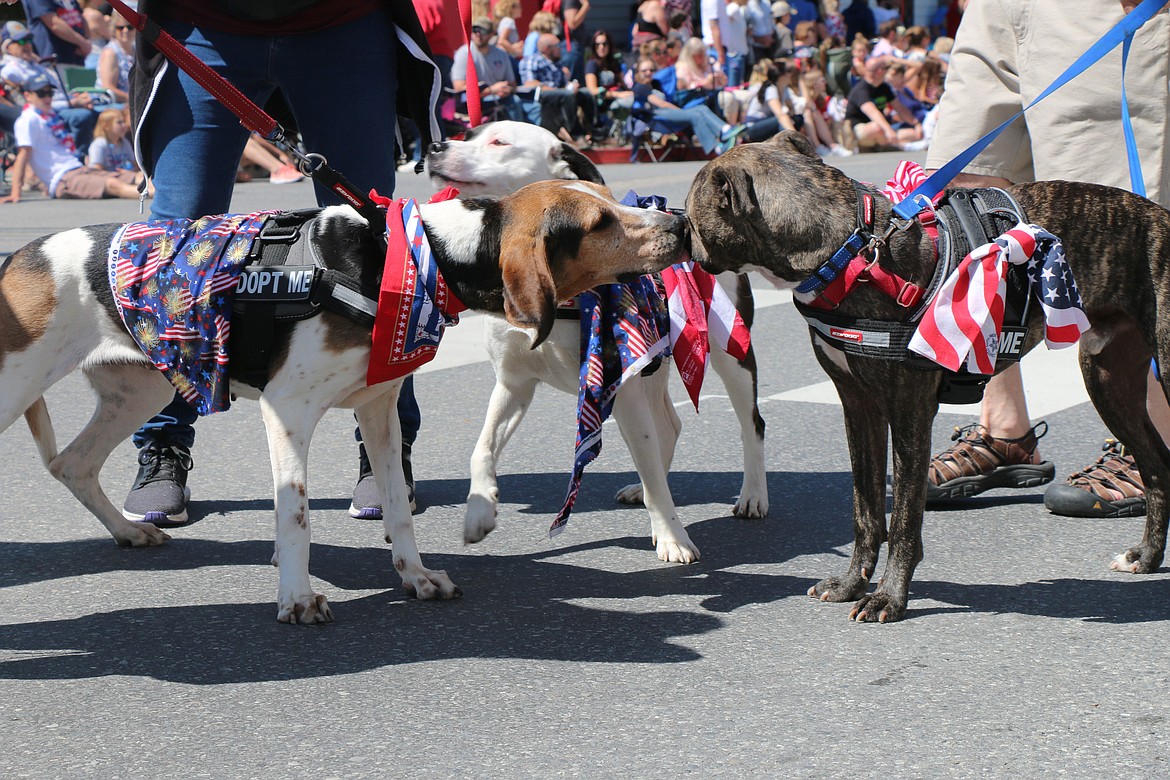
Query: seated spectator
906 54 945 107
523 11 560 59
848 32 872 81
632 0 669 47
791 20 819 62
883 60 926 124
95 10 132 104
664 32 684 63
584 28 627 125
1 73 142 203
902 25 931 62
630 57 745 155
870 19 903 60
844 56 922 151
519 32 596 144
453 17 524 123
237 133 304 184
799 66 852 155
493 0 525 59
741 59 799 142
87 107 135 171
24 0 91 67
1 21 97 151
672 36 740 121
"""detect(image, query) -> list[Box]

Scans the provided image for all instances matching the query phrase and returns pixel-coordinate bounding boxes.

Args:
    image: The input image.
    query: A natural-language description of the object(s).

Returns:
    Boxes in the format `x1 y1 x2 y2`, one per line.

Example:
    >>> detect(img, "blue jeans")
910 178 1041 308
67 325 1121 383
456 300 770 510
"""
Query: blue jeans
724 52 747 89
654 105 727 154
133 9 420 451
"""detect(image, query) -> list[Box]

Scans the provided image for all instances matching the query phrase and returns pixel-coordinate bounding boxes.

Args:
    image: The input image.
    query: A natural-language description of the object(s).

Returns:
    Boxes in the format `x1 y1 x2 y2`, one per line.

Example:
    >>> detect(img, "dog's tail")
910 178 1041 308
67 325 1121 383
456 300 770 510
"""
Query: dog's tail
24 397 59 468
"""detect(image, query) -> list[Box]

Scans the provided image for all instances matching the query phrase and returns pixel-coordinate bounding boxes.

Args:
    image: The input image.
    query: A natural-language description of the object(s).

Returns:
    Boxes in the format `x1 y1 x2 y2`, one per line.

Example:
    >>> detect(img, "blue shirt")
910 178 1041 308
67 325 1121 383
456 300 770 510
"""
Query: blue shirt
519 51 566 88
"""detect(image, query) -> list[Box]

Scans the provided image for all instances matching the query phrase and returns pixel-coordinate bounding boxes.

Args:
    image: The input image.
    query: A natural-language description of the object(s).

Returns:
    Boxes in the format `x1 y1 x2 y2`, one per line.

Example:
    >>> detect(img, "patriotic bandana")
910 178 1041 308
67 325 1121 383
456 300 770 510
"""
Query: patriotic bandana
909 223 1091 373
622 191 751 411
551 276 669 537
33 106 75 154
368 188 467 385
109 212 274 415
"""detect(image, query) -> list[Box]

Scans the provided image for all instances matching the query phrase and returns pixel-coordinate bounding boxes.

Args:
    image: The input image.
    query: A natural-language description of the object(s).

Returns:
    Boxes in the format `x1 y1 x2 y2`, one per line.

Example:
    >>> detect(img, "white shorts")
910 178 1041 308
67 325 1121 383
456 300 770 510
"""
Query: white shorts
925 0 1170 206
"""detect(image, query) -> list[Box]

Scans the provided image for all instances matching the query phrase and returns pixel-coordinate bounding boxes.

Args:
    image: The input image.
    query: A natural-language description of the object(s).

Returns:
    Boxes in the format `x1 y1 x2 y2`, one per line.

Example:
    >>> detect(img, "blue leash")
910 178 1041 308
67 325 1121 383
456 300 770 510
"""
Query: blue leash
891 0 1167 221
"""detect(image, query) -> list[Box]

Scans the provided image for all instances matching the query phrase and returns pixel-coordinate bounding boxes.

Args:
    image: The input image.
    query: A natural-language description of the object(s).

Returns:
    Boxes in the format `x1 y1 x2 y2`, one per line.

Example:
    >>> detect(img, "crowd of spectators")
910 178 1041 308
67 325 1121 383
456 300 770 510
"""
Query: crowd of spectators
1 0 962 202
439 0 955 159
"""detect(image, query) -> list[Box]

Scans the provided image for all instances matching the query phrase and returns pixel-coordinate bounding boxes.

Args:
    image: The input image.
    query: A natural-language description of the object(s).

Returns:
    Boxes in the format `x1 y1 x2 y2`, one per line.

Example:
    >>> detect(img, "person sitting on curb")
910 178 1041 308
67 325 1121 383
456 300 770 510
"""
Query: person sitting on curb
1 73 142 203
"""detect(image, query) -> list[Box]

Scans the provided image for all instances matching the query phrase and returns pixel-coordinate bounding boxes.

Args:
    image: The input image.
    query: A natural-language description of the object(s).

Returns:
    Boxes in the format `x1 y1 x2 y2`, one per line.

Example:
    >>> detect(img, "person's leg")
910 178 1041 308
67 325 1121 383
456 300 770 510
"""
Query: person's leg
59 107 97 156
126 22 276 521
656 107 718 153
745 116 780 143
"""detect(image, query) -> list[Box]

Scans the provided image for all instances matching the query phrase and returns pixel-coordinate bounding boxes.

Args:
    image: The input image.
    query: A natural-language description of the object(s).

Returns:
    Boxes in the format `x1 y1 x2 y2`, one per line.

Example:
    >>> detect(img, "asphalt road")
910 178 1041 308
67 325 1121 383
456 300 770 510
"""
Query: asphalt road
1 151 1168 779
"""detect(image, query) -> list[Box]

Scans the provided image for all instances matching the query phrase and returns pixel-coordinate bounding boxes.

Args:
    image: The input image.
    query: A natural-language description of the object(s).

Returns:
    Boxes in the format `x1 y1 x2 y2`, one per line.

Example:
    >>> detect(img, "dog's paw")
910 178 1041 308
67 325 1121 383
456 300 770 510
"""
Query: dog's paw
849 591 906 623
1110 545 1164 574
113 522 172 548
614 483 645 505
277 593 333 624
400 564 462 601
807 574 868 603
655 535 700 564
464 496 498 544
732 491 768 519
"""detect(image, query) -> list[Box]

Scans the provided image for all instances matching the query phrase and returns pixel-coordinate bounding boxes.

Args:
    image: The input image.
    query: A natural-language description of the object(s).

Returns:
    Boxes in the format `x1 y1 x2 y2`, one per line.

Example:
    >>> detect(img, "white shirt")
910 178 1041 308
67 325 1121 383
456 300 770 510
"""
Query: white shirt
700 0 733 51
725 3 751 57
14 106 83 196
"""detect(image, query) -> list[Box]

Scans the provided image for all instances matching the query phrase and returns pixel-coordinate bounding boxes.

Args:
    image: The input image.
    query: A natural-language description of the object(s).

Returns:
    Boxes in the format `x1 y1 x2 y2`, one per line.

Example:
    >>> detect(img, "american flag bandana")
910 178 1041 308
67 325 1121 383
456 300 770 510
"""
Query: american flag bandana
550 276 670 537
368 189 467 385
32 106 76 154
108 212 274 415
909 223 1091 373
619 191 751 411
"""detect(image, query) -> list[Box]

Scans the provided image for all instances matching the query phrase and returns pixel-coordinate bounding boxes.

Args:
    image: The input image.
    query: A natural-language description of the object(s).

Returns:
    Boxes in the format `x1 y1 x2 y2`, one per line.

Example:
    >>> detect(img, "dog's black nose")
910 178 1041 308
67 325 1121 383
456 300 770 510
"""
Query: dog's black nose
429 142 446 155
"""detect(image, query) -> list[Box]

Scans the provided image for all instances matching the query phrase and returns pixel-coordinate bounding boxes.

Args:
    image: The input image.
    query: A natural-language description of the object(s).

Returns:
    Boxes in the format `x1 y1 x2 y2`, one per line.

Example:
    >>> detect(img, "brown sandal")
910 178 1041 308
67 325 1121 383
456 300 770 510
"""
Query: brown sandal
926 422 1055 502
1043 440 1146 518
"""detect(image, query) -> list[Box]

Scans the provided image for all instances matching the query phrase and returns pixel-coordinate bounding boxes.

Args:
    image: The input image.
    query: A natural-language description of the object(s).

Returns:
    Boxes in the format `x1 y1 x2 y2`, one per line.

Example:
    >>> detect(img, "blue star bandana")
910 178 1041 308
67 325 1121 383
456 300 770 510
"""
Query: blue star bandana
108 212 273 415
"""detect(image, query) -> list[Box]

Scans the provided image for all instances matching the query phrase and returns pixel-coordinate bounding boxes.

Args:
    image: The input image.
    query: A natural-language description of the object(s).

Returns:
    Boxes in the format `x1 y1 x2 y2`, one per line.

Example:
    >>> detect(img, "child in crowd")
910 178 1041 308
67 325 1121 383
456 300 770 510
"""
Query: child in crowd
87 108 135 171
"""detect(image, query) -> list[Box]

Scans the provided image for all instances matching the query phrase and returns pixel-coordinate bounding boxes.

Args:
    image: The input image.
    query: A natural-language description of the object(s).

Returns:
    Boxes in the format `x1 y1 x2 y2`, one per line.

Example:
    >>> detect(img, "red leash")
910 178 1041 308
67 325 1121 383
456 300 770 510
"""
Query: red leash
457 0 483 127
106 0 388 235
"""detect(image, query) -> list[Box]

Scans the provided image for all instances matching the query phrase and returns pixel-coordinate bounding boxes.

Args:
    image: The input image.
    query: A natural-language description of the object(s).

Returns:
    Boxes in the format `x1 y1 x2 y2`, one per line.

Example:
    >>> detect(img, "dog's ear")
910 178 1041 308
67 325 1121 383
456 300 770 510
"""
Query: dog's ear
769 129 822 161
498 230 557 349
714 167 757 220
550 142 606 184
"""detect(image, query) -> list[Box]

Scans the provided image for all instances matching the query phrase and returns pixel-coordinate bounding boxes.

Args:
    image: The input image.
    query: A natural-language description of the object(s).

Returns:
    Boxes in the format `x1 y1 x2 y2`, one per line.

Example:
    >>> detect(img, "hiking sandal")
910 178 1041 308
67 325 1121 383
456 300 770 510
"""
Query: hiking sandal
1044 439 1147 518
926 421 1055 502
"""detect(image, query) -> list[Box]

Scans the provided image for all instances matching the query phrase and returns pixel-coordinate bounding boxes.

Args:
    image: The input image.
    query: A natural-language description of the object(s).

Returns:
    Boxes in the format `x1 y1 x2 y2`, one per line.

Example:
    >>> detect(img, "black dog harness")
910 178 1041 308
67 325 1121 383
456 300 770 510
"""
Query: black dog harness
231 209 382 389
793 187 1031 404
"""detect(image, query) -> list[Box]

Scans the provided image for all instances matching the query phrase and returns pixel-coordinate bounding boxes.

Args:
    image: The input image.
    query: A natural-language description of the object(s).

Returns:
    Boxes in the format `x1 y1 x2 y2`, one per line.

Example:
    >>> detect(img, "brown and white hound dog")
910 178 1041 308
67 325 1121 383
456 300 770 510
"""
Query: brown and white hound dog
427 121 769 565
0 180 690 623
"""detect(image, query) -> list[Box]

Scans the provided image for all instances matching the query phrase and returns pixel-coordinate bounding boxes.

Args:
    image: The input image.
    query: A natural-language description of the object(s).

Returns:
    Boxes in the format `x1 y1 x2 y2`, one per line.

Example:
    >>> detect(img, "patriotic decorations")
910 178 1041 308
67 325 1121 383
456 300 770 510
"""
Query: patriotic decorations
551 277 669 537
909 223 1090 373
108 212 273 415
620 191 751 411
368 190 466 385
659 262 751 410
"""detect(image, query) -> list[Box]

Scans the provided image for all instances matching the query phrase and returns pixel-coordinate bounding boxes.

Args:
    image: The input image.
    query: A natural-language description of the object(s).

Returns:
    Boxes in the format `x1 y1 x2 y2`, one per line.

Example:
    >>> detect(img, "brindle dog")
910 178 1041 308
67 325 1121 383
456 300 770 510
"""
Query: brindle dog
686 131 1170 622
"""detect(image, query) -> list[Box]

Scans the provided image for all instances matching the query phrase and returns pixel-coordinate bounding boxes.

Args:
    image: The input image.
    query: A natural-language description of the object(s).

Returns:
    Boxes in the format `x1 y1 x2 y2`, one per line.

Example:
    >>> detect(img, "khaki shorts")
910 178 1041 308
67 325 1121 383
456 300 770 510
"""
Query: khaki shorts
55 167 140 200
925 0 1170 206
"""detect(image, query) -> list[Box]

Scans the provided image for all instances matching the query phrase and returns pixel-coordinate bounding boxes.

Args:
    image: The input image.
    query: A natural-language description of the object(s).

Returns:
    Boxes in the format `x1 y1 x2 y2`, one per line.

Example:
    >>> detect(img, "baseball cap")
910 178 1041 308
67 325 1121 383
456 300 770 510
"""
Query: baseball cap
21 72 53 94
471 16 493 33
771 1 793 17
1 20 31 48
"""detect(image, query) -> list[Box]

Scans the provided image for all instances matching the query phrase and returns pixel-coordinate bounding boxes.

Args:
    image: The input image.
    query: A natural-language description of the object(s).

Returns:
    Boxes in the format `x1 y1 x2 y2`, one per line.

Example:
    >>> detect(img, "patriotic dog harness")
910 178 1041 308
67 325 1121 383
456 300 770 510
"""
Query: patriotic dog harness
109 195 460 415
792 163 1090 404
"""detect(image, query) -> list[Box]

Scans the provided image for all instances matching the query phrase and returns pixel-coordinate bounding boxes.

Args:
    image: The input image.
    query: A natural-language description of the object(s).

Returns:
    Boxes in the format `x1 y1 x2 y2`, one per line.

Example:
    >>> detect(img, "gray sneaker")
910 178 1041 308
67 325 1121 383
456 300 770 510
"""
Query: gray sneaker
122 441 193 526
349 443 415 519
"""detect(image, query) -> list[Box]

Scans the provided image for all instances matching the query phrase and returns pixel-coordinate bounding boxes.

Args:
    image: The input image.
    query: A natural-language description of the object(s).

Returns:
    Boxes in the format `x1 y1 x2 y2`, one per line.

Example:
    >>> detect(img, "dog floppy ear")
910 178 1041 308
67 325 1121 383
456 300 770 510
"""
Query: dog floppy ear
550 142 606 184
715 166 758 221
499 231 557 349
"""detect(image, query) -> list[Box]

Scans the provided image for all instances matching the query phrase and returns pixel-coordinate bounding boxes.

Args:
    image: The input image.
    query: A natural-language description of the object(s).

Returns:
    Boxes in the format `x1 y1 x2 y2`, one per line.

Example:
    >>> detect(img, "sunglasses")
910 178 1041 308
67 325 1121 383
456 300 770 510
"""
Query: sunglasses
114 25 132 31
651 47 666 55
471 27 491 34
31 87 54 97
9 36 31 45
